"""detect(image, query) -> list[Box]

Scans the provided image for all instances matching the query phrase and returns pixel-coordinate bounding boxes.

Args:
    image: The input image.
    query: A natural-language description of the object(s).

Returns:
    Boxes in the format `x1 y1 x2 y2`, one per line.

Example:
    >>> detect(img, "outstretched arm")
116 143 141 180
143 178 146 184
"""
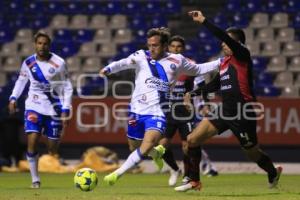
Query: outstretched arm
188 10 249 61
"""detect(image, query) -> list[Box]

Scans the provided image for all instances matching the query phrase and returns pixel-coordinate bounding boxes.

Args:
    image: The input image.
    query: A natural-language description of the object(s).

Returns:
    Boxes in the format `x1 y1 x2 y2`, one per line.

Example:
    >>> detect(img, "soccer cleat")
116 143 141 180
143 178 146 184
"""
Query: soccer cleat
168 169 182 187
103 172 119 186
174 181 202 192
30 181 41 189
182 176 191 184
206 169 219 177
269 166 283 189
153 145 166 171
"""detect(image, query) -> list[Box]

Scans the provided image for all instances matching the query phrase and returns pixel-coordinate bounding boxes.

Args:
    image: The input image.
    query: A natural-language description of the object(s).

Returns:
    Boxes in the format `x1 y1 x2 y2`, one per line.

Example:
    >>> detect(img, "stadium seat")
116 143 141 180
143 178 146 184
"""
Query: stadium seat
197 29 214 43
84 1 101 15
281 86 299 97
288 56 300 72
66 56 81 72
264 0 283 13
122 1 141 15
151 15 167 27
113 29 132 44
102 1 122 15
0 29 15 43
270 13 288 28
243 0 261 13
255 27 274 42
74 29 94 43
226 0 241 12
252 57 268 72
133 29 147 43
249 13 269 28
70 15 88 29
64 2 83 15
231 13 249 28
77 42 97 57
282 42 300 56
143 2 161 14
24 1 44 14
294 74 300 86
266 56 287 73
46 2 65 14
29 16 50 30
54 29 73 42
97 43 117 58
89 15 108 29
243 28 254 42
164 0 181 14
129 15 148 30
0 73 7 87
19 42 35 56
275 28 295 42
3 57 22 72
213 13 229 29
109 15 127 29
246 41 260 56
50 15 69 29
82 57 102 72
93 29 112 44
14 29 33 43
118 43 137 57
292 12 300 29
273 72 294 87
0 42 18 56
261 41 280 57
255 85 280 97
283 0 300 13
256 72 274 85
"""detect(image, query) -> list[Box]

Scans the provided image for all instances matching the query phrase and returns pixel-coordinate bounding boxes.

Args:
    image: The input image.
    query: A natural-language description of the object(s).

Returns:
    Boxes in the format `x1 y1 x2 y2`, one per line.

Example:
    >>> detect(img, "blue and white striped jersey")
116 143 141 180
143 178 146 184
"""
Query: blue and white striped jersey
104 50 220 117
9 53 73 116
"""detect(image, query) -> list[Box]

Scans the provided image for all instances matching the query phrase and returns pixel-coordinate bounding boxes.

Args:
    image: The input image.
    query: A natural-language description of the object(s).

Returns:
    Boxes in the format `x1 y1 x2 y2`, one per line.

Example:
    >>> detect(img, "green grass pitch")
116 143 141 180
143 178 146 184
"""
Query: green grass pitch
0 172 299 200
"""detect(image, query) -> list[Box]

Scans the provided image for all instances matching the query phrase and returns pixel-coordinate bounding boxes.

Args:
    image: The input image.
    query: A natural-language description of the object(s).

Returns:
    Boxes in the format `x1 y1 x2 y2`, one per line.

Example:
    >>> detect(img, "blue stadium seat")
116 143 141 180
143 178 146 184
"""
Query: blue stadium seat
133 29 147 43
263 0 283 13
151 15 167 27
163 0 181 14
197 29 214 43
51 41 79 58
213 13 229 29
226 0 241 12
118 43 137 57
24 2 44 14
74 29 94 43
29 16 50 29
143 2 161 14
255 85 280 97
256 72 274 85
64 2 84 15
84 2 102 14
231 13 249 28
129 15 148 30
6 0 24 14
252 57 268 72
102 1 122 15
122 1 141 15
242 0 261 13
0 29 15 43
45 2 65 14
283 0 300 13
54 29 73 42
292 12 300 29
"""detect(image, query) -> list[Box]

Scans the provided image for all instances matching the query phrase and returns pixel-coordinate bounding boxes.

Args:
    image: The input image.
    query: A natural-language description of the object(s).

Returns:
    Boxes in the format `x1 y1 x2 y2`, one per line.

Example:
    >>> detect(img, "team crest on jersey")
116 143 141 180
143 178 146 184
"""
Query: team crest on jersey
32 66 37 72
150 60 156 65
27 112 38 123
48 67 55 74
170 63 176 71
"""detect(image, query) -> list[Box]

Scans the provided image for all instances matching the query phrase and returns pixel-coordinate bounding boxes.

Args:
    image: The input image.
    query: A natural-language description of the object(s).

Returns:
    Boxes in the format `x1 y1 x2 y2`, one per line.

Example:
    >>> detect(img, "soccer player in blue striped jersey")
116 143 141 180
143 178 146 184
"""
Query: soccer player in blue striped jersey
100 27 221 186
8 32 73 188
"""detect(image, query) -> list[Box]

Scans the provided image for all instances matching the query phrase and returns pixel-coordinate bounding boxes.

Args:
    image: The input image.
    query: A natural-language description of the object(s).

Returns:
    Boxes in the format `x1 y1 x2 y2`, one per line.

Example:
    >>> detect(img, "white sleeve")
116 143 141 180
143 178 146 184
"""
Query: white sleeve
180 57 220 76
9 62 29 101
61 62 73 111
103 51 141 74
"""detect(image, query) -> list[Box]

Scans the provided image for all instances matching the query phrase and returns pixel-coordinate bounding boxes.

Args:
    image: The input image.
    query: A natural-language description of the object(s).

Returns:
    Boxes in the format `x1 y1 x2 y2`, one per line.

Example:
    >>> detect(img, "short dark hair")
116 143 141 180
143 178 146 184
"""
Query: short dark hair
147 27 170 46
226 27 246 44
169 35 185 47
34 31 52 44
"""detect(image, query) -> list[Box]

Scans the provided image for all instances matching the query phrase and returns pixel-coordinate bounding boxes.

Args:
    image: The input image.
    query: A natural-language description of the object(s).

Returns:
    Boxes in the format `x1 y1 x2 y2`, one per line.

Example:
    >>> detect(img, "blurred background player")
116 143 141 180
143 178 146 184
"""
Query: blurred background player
100 27 221 186
159 35 218 188
8 31 73 188
185 10 282 191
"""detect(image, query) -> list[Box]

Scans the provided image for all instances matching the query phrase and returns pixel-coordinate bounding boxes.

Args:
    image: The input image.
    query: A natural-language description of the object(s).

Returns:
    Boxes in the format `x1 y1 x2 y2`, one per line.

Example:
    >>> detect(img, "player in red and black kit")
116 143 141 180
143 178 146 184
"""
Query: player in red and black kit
159 35 217 192
182 10 282 192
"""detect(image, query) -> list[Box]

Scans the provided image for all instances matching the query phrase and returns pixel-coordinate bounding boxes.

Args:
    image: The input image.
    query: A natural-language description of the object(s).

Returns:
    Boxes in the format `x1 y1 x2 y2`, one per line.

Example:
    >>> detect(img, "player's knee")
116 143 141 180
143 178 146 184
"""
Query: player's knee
187 134 199 148
182 142 188 154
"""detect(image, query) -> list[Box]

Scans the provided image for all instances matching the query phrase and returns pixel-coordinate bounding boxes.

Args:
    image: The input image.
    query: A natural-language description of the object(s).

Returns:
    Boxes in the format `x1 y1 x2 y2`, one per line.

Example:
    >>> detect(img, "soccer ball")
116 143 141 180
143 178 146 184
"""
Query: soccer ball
74 168 98 191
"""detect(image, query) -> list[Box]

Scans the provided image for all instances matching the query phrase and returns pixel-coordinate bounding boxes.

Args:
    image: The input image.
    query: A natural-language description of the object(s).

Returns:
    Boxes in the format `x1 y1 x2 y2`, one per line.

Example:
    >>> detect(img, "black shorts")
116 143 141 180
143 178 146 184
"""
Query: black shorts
208 106 257 149
165 119 194 141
